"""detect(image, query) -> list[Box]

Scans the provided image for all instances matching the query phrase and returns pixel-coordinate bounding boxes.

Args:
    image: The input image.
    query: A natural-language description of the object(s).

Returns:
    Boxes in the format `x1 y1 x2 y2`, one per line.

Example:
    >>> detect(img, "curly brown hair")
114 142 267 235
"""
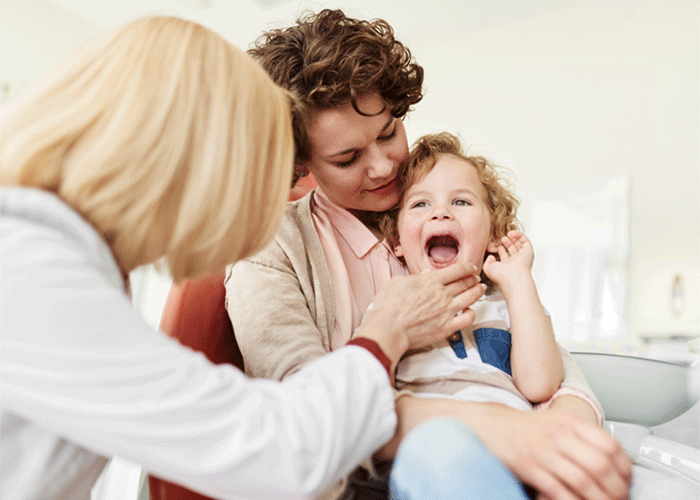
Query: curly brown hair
248 9 424 182
382 132 521 288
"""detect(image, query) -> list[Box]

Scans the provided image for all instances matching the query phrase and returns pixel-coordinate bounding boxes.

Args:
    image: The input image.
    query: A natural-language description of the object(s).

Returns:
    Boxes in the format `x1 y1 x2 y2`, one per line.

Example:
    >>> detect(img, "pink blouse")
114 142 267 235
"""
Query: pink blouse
311 188 408 350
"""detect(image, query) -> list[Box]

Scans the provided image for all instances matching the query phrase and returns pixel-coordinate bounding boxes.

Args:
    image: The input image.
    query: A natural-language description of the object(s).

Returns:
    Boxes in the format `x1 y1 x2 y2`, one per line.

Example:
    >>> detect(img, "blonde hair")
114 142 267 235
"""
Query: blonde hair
382 132 521 288
1 16 294 282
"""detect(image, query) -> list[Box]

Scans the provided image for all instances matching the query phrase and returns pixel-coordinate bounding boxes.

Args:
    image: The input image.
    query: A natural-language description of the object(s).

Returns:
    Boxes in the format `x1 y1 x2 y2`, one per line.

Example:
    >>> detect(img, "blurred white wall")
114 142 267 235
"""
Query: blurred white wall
0 0 100 103
398 0 700 343
2 0 698 343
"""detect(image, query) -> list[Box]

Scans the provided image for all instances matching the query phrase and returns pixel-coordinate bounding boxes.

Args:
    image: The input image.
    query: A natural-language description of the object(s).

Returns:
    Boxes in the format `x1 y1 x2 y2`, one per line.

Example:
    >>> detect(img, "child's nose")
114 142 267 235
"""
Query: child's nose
431 206 453 220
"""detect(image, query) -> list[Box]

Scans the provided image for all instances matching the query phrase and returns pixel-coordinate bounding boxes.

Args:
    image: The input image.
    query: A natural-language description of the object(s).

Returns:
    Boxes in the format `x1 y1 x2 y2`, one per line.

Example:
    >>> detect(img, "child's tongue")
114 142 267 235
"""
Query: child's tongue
429 244 458 264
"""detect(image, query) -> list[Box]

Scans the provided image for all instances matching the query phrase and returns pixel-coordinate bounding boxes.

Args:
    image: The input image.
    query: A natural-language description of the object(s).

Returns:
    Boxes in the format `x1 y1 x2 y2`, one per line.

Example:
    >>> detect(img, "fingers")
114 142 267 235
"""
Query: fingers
538 452 612 500
490 231 534 272
507 230 526 243
449 285 485 331
493 236 515 261
524 466 581 500
443 272 480 294
497 242 511 261
576 424 632 481
431 261 479 285
442 274 482 297
372 264 484 349
415 263 485 334
450 306 476 332
538 422 631 500
499 233 523 256
565 426 632 499
411 262 478 299
494 410 631 500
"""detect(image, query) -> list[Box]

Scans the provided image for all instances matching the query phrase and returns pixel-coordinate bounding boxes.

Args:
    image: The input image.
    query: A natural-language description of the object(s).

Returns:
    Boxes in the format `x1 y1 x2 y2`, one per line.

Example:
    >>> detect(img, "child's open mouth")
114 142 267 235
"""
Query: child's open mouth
425 233 459 268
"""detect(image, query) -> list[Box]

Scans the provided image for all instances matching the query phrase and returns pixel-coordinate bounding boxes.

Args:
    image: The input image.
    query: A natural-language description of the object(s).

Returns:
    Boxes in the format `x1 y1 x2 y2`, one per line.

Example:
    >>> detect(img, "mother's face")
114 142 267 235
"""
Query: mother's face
300 92 409 214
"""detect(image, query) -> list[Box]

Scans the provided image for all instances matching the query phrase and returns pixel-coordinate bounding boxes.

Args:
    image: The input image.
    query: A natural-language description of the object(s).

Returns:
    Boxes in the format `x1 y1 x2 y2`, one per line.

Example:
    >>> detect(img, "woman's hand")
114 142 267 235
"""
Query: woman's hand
473 400 632 500
354 261 484 372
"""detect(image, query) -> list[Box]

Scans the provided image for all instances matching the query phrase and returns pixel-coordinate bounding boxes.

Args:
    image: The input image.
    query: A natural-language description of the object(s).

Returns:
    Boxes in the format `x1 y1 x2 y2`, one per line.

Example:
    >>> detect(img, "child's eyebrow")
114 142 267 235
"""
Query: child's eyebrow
405 189 429 198
405 187 480 199
453 187 481 197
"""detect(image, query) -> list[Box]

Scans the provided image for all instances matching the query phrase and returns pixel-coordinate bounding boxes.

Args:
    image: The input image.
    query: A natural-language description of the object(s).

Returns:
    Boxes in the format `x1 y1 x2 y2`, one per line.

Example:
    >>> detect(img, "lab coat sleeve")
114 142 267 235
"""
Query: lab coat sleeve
0 213 397 500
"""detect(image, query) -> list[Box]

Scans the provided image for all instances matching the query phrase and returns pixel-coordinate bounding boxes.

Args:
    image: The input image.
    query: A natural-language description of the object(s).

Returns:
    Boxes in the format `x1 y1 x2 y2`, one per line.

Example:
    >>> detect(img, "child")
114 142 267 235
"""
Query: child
382 132 564 409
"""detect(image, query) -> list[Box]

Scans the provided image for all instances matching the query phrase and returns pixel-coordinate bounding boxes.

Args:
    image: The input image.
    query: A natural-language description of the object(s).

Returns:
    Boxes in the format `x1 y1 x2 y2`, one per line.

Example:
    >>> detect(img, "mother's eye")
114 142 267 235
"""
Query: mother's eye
378 124 397 142
337 152 359 167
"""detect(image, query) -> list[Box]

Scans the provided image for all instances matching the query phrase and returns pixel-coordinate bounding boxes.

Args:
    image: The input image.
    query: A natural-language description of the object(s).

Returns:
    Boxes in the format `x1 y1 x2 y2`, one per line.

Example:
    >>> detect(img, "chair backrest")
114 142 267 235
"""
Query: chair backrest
571 351 698 427
160 273 242 367
147 273 237 500
148 176 317 500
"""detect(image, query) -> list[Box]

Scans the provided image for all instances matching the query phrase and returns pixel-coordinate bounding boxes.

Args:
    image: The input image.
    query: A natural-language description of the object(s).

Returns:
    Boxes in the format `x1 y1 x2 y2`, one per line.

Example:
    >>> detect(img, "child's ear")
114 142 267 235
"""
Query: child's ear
487 235 501 253
393 240 404 258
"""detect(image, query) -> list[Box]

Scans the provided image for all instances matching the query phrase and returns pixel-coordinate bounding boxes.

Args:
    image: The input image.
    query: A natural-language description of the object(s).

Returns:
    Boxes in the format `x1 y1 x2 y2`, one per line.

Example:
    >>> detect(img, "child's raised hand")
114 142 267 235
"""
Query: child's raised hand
482 230 534 287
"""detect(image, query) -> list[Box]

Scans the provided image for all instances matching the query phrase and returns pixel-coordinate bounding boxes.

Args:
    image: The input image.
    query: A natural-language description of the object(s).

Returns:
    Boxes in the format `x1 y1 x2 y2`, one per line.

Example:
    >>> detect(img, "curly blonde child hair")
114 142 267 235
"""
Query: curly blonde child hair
382 132 521 288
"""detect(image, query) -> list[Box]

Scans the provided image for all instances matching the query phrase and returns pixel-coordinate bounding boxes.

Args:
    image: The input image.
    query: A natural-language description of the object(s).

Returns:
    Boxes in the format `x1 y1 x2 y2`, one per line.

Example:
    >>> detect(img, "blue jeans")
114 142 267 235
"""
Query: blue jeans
389 417 532 500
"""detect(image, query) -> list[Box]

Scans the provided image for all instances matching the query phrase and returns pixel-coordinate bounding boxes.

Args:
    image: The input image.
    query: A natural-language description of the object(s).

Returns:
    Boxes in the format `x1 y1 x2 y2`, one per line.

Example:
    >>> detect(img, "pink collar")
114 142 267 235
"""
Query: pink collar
313 188 383 258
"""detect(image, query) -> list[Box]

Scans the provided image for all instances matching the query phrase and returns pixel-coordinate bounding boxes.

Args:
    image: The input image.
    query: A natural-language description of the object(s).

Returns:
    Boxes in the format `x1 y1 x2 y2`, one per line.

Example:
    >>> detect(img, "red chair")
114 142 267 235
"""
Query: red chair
148 175 317 500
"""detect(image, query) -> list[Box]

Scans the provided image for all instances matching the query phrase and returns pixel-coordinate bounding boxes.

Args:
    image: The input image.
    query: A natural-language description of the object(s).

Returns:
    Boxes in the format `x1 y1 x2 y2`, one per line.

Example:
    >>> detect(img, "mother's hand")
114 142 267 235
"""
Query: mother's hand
477 403 632 500
354 262 484 371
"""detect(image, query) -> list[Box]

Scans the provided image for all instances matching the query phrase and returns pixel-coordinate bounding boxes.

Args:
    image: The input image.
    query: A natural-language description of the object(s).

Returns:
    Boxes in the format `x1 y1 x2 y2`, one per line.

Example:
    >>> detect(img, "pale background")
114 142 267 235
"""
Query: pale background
3 0 698 345
1 1 698 498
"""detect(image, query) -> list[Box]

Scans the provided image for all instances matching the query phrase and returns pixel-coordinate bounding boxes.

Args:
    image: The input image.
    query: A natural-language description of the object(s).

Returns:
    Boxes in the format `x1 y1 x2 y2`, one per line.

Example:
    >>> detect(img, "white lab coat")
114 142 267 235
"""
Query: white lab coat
0 188 396 500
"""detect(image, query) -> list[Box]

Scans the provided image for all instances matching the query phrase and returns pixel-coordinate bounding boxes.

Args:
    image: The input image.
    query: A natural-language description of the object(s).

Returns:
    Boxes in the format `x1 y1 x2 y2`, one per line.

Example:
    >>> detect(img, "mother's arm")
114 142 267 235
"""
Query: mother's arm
380 395 632 500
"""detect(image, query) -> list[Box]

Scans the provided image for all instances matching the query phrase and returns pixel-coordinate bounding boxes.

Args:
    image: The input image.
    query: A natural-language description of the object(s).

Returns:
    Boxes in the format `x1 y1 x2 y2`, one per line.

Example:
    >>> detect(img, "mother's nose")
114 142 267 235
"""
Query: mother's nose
366 143 394 178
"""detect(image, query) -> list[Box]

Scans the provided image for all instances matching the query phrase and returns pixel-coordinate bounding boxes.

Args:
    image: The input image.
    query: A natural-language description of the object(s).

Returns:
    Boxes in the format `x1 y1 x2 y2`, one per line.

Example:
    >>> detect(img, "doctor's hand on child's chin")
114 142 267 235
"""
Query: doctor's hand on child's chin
355 261 484 359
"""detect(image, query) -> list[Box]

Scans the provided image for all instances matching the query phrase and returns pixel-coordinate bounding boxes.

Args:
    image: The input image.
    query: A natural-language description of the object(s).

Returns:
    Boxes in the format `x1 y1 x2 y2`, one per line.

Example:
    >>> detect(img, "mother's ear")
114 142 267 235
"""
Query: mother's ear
292 165 309 186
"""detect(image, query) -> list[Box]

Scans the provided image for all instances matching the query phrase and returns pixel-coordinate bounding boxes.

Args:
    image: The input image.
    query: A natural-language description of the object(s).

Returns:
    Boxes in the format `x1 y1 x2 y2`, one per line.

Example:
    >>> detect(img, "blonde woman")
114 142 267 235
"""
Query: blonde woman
0 16 479 500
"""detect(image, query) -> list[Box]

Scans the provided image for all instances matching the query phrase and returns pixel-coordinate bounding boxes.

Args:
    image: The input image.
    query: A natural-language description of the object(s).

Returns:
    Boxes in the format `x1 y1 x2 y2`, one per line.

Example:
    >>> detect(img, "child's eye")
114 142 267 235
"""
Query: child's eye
410 200 428 209
453 199 471 206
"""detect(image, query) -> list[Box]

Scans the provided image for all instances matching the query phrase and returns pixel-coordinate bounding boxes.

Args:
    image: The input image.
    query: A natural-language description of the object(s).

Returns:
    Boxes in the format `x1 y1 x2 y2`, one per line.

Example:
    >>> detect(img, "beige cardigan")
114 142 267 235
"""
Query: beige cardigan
225 192 603 497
